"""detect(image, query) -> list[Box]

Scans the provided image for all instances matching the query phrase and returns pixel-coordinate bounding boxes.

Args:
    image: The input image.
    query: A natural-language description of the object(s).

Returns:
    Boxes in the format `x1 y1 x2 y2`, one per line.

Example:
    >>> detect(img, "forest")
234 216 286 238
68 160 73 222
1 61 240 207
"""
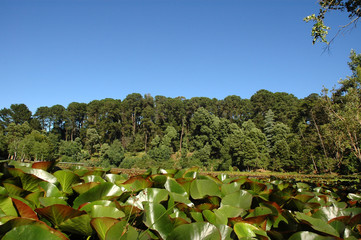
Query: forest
0 50 360 174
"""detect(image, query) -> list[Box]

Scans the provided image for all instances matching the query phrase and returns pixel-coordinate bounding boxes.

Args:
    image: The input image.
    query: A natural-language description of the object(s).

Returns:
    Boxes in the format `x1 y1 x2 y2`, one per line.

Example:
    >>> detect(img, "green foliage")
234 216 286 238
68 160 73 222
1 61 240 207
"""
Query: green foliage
0 165 360 239
304 0 360 46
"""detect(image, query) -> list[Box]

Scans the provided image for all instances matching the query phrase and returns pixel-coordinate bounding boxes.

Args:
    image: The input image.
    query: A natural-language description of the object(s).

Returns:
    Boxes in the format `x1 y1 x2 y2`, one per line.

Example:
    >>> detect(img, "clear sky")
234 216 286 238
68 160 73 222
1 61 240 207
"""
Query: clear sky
1 0 360 113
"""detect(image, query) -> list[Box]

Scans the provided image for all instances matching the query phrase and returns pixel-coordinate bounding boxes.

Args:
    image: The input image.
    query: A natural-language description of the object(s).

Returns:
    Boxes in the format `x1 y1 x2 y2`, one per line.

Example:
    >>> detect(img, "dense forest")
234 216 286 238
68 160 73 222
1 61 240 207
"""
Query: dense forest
0 51 360 174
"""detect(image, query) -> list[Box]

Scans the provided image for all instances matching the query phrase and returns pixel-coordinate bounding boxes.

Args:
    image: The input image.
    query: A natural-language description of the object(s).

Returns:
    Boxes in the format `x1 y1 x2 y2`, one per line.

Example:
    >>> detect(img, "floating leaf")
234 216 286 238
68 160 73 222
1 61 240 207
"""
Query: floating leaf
221 190 253 210
168 222 220 240
295 212 339 237
54 170 81 194
59 214 93 237
91 217 119 240
82 175 106 183
2 224 66 240
118 176 152 192
105 220 139 240
90 205 125 218
11 198 38 220
143 202 174 239
72 182 100 194
18 167 58 184
73 182 123 209
289 231 335 240
32 161 56 171
0 196 18 216
190 179 221 199
39 197 68 207
0 217 68 240
234 222 258 238
127 188 168 210
35 204 86 227
38 182 62 198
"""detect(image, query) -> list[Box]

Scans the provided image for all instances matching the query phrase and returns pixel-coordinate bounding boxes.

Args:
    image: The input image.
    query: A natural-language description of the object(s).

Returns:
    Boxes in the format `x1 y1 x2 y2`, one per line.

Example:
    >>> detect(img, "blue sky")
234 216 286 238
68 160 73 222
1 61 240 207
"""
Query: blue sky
1 0 360 113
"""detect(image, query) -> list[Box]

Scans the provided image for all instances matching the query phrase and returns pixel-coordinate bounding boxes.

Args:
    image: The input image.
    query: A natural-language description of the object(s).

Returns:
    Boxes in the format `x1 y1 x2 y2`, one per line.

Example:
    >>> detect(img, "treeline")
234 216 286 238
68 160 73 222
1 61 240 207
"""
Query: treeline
1 51 360 174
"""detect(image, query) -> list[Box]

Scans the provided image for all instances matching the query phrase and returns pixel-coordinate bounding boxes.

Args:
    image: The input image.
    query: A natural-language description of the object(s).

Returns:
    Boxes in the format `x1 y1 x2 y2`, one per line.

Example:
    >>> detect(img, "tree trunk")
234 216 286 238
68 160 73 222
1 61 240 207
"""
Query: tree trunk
311 111 328 158
179 118 185 153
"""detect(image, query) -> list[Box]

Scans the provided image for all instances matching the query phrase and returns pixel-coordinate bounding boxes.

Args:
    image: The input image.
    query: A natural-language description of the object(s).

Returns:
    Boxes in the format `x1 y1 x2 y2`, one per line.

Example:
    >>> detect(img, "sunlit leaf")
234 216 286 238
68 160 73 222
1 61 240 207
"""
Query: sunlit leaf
35 204 86 227
143 202 174 239
11 198 38 220
91 217 119 240
73 182 123 209
221 190 252 210
54 170 81 194
190 179 221 199
2 224 66 240
59 214 93 237
168 222 220 240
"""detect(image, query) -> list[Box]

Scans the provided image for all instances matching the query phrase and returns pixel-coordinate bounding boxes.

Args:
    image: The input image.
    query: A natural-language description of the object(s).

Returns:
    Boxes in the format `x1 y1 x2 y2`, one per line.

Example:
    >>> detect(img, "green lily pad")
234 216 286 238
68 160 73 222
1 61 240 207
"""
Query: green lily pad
190 179 221 199
143 202 174 239
54 170 81 194
73 182 123 209
168 222 221 240
59 214 93 237
2 224 65 240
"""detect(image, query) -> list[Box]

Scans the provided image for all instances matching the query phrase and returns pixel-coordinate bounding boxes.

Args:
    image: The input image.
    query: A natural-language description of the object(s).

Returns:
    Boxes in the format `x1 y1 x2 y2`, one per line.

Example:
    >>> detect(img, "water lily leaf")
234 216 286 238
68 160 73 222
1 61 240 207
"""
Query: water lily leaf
11 198 38 220
348 193 361 201
295 212 339 237
38 182 62 198
190 211 204 222
54 170 81 194
0 196 18 216
82 175 106 183
244 180 267 194
8 168 45 192
105 220 139 240
79 200 115 212
3 183 29 198
39 197 68 207
32 161 56 171
90 205 125 218
25 191 45 208
143 202 174 239
84 168 108 177
18 167 58 184
174 167 199 179
221 182 241 196
215 224 233 240
105 174 128 184
2 224 66 240
168 222 220 240
289 231 335 240
35 204 86 227
0 217 68 240
151 175 168 187
203 209 228 225
221 190 252 210
59 214 93 236
312 205 345 221
216 205 244 218
73 182 123 209
91 217 119 240
190 179 221 199
164 178 188 196
118 176 152 192
72 182 100 194
234 222 257 238
247 206 273 218
127 188 169 210
296 182 311 191
169 192 194 207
